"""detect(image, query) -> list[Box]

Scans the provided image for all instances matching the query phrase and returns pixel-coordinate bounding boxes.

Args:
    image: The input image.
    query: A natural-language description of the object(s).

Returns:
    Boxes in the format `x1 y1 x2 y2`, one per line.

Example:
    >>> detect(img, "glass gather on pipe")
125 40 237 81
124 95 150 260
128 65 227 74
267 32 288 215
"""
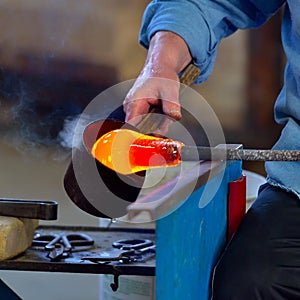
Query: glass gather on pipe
91 129 184 175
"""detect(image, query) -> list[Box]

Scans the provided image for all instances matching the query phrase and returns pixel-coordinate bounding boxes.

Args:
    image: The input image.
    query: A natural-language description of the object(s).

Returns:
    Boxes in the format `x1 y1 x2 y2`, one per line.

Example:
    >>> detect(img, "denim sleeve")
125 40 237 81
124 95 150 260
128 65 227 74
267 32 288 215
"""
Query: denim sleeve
139 0 285 83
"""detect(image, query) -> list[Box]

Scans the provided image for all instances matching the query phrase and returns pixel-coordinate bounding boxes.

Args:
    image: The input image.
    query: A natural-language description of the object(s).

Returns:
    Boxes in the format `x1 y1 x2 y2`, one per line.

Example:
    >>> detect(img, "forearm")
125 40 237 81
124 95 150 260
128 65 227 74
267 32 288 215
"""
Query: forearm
140 0 285 83
143 31 192 77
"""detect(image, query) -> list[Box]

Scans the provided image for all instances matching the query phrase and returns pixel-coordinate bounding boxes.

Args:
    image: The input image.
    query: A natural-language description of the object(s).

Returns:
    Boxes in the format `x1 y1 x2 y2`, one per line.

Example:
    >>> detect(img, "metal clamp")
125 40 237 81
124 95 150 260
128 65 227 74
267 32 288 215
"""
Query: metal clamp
0 199 58 220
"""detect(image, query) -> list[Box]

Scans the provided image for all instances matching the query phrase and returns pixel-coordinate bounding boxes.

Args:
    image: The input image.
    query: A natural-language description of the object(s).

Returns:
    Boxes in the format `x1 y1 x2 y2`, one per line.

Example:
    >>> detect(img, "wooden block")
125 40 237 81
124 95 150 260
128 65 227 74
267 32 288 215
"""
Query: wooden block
0 217 38 260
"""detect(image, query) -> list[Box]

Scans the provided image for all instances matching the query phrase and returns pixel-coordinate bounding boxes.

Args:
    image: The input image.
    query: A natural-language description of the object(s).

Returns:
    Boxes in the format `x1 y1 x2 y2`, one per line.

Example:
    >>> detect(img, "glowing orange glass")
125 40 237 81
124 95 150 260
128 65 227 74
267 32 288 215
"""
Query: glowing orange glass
91 129 184 175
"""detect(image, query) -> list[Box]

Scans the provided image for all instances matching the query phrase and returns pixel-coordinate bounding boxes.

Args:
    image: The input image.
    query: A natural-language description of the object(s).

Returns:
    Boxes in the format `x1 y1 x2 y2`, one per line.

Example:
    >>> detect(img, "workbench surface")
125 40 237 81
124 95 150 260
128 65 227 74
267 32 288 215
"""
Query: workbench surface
0 225 155 276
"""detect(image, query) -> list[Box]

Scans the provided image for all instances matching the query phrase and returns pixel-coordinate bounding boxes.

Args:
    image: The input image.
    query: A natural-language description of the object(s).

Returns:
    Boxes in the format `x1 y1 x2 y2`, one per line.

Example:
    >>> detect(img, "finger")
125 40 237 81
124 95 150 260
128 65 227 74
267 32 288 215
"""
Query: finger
162 99 181 120
161 82 181 120
124 97 158 125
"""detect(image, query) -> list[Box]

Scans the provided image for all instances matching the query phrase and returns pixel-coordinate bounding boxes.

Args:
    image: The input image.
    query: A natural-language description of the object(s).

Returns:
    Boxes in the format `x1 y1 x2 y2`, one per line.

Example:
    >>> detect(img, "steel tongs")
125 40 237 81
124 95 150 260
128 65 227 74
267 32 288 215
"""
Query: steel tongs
83 238 156 263
32 232 95 261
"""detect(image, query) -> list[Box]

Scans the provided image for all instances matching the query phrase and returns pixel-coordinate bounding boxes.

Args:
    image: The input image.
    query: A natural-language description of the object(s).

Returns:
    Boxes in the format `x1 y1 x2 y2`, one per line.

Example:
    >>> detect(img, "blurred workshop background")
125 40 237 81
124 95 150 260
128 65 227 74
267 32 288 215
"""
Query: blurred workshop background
0 0 283 299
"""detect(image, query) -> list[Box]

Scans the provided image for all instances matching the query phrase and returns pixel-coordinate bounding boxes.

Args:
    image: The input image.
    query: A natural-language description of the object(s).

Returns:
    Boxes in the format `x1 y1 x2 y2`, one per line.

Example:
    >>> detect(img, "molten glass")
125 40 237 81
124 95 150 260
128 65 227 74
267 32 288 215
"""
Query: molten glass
91 129 184 175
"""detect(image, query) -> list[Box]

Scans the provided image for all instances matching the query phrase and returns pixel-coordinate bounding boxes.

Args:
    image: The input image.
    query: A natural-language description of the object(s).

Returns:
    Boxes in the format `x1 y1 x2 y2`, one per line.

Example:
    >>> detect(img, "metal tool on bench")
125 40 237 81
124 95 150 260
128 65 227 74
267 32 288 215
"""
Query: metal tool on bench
32 232 94 261
83 238 156 264
0 199 58 220
113 238 156 262
112 238 153 250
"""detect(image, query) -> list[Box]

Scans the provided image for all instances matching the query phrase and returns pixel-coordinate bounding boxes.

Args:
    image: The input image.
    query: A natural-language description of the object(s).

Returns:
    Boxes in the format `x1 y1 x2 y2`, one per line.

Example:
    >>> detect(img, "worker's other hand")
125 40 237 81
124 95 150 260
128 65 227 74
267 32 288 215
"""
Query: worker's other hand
123 31 192 129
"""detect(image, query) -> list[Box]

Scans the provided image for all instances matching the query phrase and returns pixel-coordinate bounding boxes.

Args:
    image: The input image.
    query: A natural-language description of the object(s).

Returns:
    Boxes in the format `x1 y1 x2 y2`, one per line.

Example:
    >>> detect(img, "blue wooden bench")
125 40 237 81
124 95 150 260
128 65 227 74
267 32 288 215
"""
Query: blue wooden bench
128 145 246 300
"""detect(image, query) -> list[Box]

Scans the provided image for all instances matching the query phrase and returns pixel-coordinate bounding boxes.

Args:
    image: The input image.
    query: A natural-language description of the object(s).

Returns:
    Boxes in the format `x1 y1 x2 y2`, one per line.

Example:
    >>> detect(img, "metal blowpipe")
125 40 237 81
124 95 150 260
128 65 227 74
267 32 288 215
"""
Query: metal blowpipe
180 146 300 162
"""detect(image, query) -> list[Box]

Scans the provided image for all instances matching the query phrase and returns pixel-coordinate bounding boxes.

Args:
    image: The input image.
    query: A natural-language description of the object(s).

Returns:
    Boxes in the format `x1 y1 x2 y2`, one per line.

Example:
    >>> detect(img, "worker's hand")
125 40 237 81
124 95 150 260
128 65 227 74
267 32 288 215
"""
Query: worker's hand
123 31 192 129
123 65 181 125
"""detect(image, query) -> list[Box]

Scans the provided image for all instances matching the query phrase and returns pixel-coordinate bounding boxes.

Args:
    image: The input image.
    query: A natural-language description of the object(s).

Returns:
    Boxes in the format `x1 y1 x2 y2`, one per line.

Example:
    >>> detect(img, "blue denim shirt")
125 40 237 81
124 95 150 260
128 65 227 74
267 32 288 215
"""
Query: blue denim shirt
140 0 300 198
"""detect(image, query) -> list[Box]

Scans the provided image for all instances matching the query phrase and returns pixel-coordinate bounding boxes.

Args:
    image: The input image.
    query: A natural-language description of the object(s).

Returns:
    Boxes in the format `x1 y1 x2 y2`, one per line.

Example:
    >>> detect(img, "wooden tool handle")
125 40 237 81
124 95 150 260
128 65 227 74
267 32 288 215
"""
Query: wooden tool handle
179 63 201 86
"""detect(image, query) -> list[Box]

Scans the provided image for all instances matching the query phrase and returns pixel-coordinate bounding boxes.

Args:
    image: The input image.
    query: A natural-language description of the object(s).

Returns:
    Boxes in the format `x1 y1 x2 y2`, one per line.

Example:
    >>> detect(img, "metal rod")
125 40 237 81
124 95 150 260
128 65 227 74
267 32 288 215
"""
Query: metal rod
0 199 58 220
180 146 300 161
